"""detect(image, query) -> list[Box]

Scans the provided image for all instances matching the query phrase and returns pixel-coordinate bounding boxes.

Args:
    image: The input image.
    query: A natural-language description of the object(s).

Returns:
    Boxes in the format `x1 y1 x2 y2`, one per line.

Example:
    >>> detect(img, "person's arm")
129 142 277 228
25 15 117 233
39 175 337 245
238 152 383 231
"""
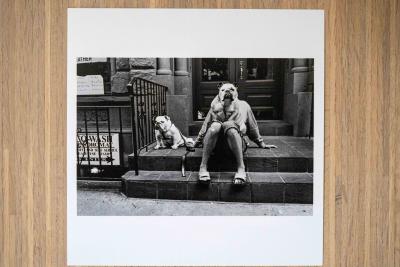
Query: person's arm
209 97 223 121
243 101 264 143
227 109 238 121
194 109 212 146
210 106 219 121
226 101 239 121
194 96 218 146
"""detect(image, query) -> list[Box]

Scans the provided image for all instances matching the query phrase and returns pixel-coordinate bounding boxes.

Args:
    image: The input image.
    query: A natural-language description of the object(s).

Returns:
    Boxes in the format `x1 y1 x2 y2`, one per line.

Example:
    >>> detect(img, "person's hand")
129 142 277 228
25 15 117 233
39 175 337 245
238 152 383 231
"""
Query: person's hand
256 140 277 149
193 138 203 148
239 123 246 134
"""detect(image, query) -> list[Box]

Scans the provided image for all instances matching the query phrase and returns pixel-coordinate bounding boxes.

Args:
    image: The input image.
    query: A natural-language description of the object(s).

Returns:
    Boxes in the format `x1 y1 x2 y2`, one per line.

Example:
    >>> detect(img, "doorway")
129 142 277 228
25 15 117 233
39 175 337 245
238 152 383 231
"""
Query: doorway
193 58 284 120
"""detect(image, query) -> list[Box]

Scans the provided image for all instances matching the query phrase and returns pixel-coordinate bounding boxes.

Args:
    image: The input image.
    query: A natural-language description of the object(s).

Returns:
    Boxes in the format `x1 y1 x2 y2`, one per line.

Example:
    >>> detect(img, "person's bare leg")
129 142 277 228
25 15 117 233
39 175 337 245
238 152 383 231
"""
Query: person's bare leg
199 122 221 180
225 127 246 183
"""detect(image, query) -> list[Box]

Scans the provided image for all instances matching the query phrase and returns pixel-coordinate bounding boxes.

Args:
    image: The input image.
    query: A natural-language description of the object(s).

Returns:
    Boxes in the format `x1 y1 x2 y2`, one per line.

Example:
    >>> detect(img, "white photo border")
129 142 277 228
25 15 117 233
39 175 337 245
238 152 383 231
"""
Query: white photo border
67 9 324 266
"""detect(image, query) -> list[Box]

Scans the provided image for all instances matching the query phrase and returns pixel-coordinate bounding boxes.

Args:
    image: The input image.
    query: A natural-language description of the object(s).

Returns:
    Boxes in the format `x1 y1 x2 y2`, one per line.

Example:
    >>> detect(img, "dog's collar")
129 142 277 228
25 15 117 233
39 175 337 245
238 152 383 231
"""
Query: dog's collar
158 122 173 133
160 123 174 137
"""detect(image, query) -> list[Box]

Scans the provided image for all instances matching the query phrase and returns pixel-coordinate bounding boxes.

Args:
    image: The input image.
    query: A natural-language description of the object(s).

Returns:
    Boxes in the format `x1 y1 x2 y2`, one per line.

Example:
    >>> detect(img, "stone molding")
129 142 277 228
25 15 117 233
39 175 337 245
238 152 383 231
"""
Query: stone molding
156 58 172 75
174 58 189 76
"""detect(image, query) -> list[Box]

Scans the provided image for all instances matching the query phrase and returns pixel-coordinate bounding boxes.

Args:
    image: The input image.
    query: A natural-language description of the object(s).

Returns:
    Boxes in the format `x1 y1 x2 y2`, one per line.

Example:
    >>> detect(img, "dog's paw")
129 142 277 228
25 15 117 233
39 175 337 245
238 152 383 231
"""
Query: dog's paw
171 145 179 150
154 145 160 150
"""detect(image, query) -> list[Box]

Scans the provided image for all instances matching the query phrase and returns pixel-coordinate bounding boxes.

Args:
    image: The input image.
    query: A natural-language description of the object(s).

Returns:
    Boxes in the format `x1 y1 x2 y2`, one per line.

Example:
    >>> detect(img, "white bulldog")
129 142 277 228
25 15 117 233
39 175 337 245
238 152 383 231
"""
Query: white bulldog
217 82 239 101
154 115 194 150
210 83 246 134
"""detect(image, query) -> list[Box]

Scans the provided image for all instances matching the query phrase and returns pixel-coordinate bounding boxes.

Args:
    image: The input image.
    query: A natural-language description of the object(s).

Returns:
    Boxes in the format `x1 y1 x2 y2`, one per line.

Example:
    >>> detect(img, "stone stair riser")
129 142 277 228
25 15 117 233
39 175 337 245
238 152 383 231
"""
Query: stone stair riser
133 156 313 172
122 171 313 204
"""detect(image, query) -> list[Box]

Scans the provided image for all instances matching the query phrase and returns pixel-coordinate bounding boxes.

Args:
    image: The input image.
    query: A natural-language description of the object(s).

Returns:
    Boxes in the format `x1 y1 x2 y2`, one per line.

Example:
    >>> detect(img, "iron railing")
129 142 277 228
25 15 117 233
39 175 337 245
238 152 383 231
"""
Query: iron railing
127 77 168 175
77 78 168 178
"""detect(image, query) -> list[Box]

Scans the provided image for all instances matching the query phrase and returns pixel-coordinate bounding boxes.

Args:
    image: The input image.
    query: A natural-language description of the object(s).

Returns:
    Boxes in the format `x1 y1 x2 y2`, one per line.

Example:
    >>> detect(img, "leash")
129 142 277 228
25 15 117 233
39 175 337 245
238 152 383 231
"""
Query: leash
176 127 195 177
156 123 194 177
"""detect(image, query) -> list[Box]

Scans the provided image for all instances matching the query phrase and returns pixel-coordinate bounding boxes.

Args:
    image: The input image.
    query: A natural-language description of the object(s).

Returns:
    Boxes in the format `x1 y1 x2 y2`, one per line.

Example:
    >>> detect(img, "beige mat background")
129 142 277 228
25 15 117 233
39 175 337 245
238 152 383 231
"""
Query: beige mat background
1 0 399 266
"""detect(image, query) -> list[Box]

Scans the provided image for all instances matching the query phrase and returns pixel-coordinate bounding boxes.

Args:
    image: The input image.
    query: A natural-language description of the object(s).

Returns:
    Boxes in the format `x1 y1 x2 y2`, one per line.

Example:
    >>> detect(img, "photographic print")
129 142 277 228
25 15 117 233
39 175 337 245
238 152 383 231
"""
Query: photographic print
68 9 324 266
76 57 314 216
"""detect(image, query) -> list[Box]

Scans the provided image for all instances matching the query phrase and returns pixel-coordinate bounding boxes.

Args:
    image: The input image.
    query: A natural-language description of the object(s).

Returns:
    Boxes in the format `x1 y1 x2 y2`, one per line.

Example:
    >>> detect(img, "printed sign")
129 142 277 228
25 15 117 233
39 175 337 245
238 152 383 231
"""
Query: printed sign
77 57 108 64
77 75 104 95
77 133 120 165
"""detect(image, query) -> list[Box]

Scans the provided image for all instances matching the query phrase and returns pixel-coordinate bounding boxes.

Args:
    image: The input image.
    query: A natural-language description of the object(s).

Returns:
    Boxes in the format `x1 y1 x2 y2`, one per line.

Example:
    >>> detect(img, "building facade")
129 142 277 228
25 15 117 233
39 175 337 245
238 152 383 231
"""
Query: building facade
77 57 314 175
77 57 314 137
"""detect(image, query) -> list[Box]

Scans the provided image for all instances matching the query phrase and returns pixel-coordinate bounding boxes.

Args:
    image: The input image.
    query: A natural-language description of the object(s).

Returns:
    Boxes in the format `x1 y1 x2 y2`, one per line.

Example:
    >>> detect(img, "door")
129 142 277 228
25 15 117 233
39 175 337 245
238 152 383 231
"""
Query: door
193 58 283 120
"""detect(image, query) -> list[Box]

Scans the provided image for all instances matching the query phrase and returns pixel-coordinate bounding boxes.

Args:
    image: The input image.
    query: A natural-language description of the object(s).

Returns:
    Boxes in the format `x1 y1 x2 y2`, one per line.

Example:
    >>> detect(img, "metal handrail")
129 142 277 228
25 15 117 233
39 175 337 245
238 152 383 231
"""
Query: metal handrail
127 78 168 175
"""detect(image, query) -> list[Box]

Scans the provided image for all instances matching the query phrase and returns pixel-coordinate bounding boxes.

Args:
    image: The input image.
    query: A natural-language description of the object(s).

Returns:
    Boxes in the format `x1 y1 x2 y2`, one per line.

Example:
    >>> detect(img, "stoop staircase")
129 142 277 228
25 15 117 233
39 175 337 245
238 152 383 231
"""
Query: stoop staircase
121 129 314 204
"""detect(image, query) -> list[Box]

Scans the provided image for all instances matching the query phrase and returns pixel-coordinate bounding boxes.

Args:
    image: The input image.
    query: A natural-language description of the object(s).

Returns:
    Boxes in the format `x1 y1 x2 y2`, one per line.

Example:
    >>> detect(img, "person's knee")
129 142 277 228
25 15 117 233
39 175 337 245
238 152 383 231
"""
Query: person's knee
208 122 222 136
225 127 240 138
222 120 236 128
226 127 239 138
222 121 238 137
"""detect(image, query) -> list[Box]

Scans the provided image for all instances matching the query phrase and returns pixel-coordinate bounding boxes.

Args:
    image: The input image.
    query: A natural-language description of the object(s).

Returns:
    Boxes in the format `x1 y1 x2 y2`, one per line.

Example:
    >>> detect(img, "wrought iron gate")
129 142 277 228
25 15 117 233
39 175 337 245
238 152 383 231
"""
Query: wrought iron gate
77 78 167 178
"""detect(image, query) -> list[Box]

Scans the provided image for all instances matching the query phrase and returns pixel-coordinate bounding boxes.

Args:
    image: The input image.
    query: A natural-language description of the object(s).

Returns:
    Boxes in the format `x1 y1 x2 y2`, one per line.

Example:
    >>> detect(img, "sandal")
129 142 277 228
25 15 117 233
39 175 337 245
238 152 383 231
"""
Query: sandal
233 172 247 185
198 171 211 183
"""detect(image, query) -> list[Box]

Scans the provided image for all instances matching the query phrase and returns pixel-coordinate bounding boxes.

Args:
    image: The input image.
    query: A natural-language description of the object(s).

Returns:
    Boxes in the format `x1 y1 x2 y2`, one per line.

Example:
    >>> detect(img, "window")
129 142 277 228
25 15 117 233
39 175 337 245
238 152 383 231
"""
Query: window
201 58 228 81
246 59 274 80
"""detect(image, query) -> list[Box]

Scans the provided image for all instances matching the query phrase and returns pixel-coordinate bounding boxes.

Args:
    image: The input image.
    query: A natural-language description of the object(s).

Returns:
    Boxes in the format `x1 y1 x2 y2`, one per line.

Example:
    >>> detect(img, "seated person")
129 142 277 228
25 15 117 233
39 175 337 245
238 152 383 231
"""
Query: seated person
210 88 246 134
196 83 276 185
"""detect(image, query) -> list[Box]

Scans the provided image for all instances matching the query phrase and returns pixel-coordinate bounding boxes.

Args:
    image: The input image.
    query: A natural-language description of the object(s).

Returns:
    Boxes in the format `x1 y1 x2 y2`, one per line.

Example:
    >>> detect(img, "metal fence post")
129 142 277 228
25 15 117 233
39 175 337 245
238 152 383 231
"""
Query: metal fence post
130 93 139 175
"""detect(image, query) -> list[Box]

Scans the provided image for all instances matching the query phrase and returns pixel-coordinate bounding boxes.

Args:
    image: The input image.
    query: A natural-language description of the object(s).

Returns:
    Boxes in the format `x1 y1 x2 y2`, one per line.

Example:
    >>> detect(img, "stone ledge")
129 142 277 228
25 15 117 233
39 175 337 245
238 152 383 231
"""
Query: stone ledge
122 171 313 204
77 180 122 191
130 136 313 172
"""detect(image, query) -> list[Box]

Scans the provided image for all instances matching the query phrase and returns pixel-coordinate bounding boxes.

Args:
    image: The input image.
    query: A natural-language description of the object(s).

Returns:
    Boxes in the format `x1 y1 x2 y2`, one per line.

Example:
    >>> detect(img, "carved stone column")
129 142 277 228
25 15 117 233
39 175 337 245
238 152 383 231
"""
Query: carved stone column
156 58 172 75
283 58 313 137
174 58 189 76
169 58 191 135
110 58 116 76
289 58 310 93
291 58 309 72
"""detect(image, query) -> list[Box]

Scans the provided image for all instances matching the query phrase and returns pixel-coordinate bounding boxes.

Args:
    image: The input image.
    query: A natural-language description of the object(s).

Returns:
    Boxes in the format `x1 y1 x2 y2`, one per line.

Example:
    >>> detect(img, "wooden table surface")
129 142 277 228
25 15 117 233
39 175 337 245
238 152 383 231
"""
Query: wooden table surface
1 0 399 266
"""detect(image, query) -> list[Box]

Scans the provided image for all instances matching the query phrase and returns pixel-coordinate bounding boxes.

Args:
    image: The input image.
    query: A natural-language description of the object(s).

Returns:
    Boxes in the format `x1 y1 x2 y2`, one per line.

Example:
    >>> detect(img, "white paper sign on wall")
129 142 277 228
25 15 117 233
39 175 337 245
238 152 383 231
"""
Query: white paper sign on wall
77 133 120 165
77 57 108 64
77 75 104 95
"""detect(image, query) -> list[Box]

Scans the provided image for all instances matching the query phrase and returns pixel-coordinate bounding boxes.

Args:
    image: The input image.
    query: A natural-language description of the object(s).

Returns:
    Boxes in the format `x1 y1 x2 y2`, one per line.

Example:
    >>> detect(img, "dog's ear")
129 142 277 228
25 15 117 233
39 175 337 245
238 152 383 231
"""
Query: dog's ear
217 82 224 89
233 82 238 89
164 115 170 121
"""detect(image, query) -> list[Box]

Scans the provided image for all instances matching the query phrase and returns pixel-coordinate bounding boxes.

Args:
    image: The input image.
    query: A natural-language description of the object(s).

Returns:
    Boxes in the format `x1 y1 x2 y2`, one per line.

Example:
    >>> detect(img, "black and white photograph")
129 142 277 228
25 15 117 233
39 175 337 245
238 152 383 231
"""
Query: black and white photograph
67 9 324 266
76 57 314 216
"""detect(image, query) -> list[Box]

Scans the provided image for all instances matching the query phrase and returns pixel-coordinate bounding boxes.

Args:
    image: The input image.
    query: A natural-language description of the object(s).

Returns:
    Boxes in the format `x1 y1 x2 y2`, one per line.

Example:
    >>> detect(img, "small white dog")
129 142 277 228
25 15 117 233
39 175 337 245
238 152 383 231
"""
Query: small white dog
154 115 194 150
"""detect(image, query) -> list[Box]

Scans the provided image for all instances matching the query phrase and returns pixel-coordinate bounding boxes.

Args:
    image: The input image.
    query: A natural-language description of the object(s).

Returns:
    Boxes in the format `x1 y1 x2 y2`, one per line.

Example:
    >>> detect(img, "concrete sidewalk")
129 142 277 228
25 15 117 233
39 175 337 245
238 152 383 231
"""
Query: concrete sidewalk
78 189 312 216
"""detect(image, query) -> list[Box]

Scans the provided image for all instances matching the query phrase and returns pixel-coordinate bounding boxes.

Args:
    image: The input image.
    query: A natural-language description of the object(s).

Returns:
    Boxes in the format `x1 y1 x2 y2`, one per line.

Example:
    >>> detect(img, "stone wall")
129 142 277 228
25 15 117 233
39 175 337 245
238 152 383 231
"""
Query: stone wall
110 58 192 135
282 59 314 137
110 58 130 94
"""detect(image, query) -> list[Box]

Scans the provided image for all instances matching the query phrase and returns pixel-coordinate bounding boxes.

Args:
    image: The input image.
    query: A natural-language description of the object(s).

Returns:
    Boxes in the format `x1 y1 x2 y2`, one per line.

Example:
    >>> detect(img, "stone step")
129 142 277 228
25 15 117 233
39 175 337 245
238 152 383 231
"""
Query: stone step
122 171 313 204
77 179 122 191
129 136 313 172
189 120 293 136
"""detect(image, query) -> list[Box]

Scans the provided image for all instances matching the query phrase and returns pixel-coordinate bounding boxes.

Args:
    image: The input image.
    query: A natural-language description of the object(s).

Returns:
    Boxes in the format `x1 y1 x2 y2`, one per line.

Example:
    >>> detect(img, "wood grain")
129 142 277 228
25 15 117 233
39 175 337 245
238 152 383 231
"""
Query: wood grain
1 0 399 266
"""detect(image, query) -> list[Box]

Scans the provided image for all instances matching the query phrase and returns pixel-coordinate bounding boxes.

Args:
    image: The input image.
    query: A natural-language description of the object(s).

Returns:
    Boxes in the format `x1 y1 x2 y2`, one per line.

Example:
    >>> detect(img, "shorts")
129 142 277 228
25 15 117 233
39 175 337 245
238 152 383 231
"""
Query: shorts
206 120 245 156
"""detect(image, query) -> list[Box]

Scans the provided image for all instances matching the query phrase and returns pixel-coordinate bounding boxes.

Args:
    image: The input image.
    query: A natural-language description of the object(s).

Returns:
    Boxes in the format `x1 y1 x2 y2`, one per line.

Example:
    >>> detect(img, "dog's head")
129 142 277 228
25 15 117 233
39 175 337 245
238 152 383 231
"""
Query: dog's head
154 115 172 132
217 82 238 102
